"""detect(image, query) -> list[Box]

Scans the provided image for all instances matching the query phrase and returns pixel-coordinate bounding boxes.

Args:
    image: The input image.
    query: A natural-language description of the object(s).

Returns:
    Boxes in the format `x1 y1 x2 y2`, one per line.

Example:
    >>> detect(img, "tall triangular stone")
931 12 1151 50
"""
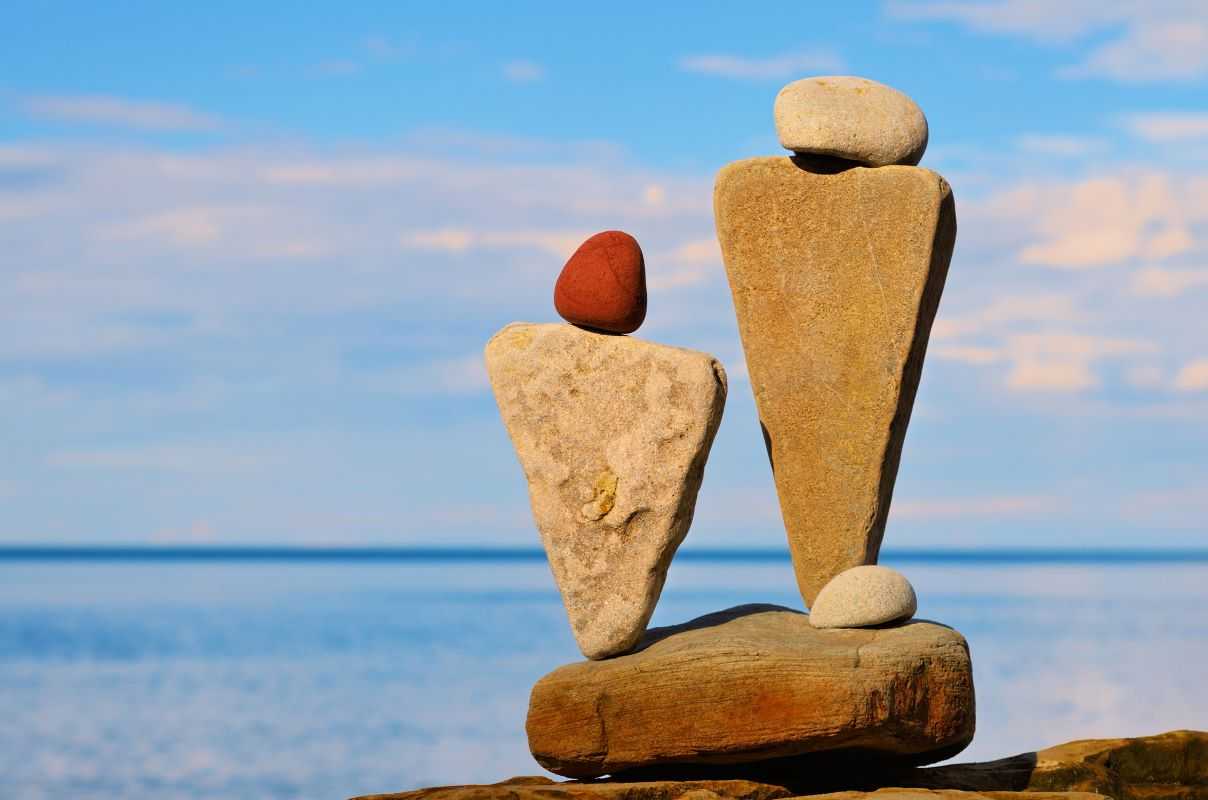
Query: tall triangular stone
485 322 726 659
714 157 955 606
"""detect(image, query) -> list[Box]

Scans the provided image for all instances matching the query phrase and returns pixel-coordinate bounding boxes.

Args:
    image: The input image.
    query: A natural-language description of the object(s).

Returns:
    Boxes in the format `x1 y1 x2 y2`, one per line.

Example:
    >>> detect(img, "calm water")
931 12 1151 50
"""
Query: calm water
2 555 1207 800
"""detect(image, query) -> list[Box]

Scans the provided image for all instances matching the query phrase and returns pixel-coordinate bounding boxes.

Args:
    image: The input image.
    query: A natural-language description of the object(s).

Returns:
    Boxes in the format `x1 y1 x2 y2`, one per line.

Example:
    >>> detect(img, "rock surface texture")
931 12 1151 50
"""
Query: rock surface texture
714 157 956 607
525 604 975 778
774 76 928 167
351 731 1208 800
351 777 793 800
555 230 647 334
907 730 1208 800
809 566 917 629
485 323 726 659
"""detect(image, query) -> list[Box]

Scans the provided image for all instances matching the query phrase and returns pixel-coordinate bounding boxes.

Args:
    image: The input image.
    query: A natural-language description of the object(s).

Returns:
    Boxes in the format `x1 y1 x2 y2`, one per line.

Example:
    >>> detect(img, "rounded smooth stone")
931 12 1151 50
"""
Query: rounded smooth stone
774 76 928 167
809 565 918 628
554 230 647 334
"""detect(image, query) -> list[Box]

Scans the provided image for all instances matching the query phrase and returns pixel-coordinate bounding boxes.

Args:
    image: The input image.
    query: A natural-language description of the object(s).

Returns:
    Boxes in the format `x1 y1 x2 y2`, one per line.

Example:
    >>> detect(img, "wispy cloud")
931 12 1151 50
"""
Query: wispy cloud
980 174 1200 270
373 354 490 396
888 2 1208 82
46 443 274 472
1060 19 1208 82
22 94 222 131
678 48 844 80
1122 112 1208 142
1014 134 1107 157
1174 359 1208 391
502 60 544 83
892 494 1065 521
1131 266 1208 297
400 228 587 258
1003 333 1156 393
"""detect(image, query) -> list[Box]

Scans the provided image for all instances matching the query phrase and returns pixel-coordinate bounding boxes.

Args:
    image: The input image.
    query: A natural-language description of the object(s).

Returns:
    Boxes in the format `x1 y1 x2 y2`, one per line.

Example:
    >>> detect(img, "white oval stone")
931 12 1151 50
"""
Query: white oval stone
809 565 918 629
774 76 928 167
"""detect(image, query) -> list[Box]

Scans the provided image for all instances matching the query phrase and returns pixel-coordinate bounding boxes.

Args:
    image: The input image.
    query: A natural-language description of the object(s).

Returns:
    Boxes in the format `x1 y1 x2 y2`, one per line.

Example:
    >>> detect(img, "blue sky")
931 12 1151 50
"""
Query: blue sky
2 1 1208 548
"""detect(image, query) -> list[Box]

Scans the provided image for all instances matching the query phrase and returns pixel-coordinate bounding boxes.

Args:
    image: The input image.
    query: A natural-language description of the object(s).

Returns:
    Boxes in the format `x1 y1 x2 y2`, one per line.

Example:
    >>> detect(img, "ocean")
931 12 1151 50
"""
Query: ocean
2 551 1207 800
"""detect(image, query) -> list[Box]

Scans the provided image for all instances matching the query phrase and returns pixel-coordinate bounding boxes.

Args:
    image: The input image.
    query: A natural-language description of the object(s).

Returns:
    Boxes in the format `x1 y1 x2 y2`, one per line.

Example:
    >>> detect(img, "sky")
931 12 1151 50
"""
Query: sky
2 1 1208 549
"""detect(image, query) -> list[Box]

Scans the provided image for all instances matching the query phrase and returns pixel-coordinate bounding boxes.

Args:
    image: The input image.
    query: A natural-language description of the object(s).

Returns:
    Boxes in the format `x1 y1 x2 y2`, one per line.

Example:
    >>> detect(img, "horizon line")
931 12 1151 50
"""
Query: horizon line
1 545 1207 564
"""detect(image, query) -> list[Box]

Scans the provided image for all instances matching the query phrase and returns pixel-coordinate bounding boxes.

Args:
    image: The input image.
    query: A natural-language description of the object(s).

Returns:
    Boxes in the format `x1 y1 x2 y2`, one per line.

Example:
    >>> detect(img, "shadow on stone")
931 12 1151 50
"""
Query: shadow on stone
760 422 774 472
633 603 797 653
608 741 984 795
789 153 864 174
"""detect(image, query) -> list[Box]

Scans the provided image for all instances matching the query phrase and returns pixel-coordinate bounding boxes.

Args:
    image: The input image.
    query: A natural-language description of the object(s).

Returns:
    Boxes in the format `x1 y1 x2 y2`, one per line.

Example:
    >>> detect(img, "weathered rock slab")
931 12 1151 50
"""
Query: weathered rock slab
815 792 1105 800
350 776 792 800
714 157 956 606
905 730 1208 800
485 322 726 659
352 731 1208 800
526 604 975 778
774 76 929 167
352 782 1103 800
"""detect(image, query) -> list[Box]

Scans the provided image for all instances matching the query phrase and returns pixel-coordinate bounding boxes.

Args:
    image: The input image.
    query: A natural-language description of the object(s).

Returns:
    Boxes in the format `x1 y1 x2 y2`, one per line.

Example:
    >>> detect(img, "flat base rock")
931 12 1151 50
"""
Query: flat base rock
351 776 792 800
526 605 975 778
352 780 1101 800
351 730 1207 800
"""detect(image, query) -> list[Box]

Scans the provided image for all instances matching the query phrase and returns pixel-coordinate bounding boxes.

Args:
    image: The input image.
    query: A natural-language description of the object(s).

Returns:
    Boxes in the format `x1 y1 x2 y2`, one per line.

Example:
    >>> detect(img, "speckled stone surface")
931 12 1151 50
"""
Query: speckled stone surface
809 565 918 628
485 322 726 659
774 76 928 167
714 157 956 607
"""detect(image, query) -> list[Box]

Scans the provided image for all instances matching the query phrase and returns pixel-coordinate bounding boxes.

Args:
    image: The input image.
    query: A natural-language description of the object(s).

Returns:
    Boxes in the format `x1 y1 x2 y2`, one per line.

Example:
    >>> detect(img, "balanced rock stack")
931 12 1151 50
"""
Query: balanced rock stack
487 231 727 660
485 76 971 781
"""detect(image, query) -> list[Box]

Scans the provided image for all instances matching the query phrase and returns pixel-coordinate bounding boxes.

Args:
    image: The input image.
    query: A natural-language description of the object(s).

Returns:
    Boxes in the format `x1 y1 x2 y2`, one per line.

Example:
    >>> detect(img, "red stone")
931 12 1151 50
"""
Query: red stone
554 231 647 334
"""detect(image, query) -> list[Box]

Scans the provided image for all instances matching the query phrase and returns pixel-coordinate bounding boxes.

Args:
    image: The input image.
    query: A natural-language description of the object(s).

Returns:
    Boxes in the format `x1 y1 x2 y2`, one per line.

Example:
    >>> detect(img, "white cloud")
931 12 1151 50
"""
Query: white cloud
1006 358 1098 392
1174 359 1208 391
374 354 491 396
1061 19 1208 82
150 519 218 543
260 159 425 186
1014 134 1107 157
46 443 274 472
678 49 844 80
400 228 586 258
22 94 223 131
1131 265 1208 297
98 207 229 247
892 494 1064 520
888 2 1208 81
933 293 1083 339
642 184 667 208
933 345 1002 365
1004 333 1156 393
1125 364 1166 389
1123 112 1208 142
975 173 1203 270
502 60 544 83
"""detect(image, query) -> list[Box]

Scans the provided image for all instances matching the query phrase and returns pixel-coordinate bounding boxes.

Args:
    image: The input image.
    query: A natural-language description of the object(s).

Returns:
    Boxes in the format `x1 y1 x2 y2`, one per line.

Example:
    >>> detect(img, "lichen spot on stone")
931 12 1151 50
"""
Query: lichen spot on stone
504 327 533 350
579 469 618 521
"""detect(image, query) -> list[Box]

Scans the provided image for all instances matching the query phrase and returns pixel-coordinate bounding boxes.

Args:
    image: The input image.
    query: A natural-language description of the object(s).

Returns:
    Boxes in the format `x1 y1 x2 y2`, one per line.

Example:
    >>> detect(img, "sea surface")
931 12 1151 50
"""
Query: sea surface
2 551 1207 800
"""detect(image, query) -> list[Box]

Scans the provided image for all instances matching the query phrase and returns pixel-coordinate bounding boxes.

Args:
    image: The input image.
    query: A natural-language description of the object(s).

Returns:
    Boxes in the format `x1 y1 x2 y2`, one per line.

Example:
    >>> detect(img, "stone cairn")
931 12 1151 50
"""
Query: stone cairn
483 76 971 780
